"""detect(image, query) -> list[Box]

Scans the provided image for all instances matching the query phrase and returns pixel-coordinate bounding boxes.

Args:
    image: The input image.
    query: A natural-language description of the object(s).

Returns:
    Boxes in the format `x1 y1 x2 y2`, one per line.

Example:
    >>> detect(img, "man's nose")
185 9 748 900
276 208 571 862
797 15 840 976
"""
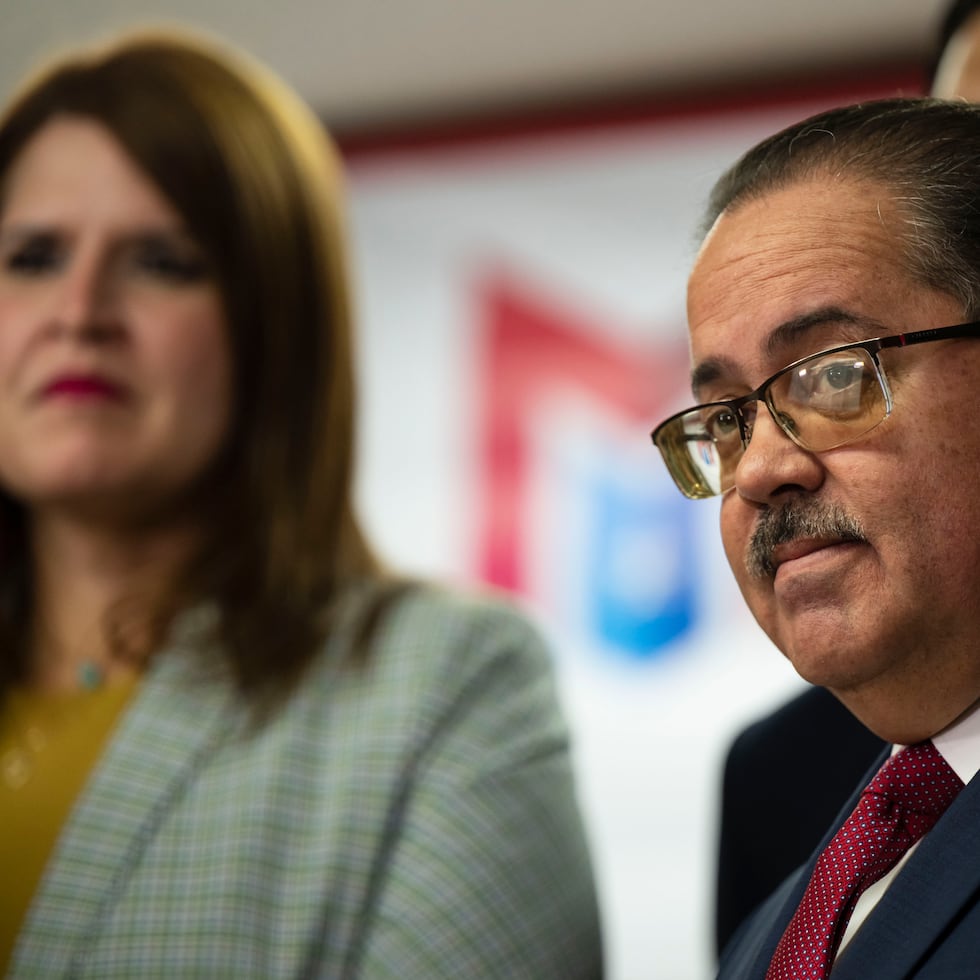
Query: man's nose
732 405 824 503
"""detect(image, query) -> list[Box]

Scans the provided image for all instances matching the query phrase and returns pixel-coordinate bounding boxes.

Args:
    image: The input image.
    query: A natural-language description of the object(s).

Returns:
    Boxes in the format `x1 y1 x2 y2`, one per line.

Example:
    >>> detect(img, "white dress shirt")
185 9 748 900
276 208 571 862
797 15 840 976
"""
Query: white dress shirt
834 699 980 961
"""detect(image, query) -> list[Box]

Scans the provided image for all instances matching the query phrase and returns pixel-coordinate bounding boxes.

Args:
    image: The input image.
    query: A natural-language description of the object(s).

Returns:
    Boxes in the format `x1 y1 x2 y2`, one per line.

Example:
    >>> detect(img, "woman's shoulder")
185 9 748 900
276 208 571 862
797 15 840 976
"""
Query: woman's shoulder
310 579 559 710
376 579 540 637
335 579 549 663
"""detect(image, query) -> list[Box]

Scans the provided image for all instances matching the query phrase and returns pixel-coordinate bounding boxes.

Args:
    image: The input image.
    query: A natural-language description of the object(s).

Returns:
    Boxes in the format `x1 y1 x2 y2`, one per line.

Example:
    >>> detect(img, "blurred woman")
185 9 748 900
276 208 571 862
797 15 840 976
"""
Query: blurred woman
0 29 602 978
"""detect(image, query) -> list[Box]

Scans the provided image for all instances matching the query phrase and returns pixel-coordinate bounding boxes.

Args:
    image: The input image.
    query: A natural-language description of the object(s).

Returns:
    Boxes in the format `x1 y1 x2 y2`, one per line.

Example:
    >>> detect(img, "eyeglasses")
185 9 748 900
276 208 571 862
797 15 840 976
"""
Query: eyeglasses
651 321 980 500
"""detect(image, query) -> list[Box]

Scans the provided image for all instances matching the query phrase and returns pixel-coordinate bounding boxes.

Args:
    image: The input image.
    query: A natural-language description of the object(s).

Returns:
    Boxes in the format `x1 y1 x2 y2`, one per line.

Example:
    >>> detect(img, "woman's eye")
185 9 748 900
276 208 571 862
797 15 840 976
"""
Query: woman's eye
3 235 60 275
133 238 210 283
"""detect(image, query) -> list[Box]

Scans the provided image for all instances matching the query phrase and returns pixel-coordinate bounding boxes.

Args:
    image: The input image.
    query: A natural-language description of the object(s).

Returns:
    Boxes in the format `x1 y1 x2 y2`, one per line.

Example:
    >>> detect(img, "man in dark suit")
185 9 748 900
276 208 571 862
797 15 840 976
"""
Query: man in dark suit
652 95 980 977
710 2 980 960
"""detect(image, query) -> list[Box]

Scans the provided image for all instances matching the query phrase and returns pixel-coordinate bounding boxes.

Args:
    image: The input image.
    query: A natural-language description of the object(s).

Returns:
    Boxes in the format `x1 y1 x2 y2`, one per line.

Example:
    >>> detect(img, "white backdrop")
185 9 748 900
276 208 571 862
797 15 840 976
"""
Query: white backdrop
346 82 903 979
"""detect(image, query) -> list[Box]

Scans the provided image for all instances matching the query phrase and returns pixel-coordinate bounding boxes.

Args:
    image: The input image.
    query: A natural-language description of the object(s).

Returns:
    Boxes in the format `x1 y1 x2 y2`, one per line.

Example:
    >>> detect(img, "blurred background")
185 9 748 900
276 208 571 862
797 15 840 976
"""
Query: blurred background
1 2 943 977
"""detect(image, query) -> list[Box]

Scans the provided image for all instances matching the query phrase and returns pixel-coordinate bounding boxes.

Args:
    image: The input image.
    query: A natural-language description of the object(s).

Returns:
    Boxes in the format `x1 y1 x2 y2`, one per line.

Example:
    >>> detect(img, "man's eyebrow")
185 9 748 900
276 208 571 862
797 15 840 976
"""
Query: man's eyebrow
690 355 739 398
690 306 879 399
763 306 865 358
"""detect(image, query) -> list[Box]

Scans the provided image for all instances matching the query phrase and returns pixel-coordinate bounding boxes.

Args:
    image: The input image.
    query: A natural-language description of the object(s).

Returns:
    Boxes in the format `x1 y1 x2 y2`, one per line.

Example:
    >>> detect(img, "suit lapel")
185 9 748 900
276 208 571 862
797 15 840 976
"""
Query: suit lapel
12 611 239 977
717 871 808 978
722 742 980 980
832 770 980 979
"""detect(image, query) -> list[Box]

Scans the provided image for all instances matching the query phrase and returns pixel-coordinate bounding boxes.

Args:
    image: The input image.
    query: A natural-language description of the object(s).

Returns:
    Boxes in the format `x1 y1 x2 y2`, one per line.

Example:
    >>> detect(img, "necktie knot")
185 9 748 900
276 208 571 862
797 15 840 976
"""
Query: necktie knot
766 740 963 980
866 740 963 817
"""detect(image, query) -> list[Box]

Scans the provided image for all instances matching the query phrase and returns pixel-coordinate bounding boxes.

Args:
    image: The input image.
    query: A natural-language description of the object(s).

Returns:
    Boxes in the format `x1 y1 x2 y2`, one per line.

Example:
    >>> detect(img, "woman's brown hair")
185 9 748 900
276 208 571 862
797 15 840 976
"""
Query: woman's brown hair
0 28 395 701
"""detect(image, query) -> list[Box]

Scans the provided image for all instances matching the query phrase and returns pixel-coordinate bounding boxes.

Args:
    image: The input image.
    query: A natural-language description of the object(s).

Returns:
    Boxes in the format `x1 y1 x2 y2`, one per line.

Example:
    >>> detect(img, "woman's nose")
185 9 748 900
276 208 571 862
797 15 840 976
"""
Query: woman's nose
51 256 123 341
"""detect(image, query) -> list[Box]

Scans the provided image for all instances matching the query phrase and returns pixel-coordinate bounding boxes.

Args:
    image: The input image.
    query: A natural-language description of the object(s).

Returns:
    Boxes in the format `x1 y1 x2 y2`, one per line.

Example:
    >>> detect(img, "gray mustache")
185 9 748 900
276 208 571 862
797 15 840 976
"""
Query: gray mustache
747 501 867 578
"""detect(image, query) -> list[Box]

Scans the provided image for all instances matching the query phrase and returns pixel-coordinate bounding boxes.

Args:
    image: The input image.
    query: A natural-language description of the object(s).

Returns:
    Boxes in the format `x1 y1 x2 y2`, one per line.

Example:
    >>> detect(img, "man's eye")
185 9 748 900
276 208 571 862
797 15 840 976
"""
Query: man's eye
705 408 739 441
819 362 863 391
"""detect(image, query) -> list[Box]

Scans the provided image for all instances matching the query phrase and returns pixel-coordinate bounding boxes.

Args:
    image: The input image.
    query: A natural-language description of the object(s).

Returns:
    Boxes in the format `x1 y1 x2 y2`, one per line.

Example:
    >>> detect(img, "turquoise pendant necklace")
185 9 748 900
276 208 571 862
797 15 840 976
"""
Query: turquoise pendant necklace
77 662 104 690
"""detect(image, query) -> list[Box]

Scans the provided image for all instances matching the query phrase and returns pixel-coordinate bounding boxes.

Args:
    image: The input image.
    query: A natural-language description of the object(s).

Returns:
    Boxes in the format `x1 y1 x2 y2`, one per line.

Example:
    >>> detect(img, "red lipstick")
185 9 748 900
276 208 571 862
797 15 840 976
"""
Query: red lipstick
42 375 125 401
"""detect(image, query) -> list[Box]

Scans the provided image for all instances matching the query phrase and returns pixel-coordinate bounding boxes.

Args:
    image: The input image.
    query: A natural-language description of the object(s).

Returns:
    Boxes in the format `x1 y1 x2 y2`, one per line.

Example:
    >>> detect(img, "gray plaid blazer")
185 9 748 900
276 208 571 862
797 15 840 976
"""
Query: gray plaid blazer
9 586 602 978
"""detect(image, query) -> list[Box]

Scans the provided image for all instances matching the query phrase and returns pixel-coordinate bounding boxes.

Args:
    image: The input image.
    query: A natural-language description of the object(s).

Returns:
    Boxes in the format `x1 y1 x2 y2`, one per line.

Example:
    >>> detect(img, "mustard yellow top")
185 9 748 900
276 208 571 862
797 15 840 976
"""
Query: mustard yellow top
0 678 137 972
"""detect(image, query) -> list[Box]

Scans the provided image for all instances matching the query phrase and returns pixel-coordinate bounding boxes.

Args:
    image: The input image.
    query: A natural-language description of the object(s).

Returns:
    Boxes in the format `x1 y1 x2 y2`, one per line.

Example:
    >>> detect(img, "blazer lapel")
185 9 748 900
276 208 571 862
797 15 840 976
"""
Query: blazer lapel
12 611 239 978
832 770 980 979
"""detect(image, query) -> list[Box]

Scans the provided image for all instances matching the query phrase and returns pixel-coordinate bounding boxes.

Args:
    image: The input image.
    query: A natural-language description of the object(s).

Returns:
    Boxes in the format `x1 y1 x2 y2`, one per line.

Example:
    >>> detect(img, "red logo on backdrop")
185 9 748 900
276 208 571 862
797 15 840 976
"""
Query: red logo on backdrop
475 272 697 656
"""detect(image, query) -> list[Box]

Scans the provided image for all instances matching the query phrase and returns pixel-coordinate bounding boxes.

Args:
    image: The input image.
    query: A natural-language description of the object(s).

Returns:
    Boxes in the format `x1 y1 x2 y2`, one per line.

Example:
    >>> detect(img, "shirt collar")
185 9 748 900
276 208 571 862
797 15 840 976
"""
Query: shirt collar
904 699 980 786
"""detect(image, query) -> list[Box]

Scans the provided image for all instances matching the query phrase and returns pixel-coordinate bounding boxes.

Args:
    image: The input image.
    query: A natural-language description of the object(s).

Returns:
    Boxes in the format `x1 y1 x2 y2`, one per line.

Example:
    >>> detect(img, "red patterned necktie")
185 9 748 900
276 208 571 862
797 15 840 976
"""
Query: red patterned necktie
766 740 963 980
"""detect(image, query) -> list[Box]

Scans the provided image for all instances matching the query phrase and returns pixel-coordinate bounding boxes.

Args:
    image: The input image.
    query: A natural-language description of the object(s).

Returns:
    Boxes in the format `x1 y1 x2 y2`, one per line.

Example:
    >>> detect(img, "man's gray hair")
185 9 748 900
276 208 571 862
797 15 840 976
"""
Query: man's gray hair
705 97 980 318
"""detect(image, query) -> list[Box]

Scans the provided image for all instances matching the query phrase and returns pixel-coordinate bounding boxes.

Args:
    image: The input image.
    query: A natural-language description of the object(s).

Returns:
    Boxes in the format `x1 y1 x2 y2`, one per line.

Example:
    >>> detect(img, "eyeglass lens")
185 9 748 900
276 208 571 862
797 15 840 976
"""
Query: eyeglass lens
654 347 889 499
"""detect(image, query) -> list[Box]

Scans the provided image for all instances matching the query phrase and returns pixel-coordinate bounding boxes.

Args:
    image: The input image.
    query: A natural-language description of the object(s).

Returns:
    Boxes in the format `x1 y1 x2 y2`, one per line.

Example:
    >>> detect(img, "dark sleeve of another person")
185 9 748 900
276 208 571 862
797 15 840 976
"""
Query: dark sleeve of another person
714 685 887 957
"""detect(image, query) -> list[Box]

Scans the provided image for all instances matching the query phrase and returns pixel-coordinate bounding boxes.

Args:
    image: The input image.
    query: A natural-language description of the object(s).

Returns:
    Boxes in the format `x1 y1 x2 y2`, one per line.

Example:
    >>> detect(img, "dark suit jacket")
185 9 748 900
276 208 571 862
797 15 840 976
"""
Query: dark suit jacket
715 686 886 953
717 748 980 978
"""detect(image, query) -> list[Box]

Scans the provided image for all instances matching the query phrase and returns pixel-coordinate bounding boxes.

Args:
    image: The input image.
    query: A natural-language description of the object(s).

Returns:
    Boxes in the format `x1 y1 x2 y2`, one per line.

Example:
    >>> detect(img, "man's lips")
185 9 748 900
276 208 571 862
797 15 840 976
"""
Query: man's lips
41 375 127 401
770 536 860 572
745 501 868 580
